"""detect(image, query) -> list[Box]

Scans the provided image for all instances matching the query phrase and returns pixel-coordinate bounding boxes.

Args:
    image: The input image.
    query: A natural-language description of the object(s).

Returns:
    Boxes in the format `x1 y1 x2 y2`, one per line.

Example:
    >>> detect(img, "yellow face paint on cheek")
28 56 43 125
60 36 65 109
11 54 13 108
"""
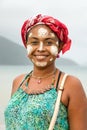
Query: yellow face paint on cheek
56 41 59 46
27 45 33 55
50 45 58 56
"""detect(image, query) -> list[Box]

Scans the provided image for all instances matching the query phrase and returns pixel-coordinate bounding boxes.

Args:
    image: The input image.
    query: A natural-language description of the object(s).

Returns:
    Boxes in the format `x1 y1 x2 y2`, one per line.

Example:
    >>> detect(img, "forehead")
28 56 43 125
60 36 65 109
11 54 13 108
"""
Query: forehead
28 24 57 38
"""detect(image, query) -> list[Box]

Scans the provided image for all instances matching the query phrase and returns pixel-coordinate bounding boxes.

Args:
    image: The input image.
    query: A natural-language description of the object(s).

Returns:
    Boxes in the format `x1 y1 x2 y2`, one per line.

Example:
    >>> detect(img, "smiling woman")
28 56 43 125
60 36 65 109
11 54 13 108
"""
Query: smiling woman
4 14 87 130
26 24 60 67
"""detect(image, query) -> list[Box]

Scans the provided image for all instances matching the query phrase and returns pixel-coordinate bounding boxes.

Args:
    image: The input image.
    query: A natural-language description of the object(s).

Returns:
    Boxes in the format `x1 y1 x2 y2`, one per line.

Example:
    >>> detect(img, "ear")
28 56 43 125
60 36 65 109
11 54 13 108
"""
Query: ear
58 42 64 53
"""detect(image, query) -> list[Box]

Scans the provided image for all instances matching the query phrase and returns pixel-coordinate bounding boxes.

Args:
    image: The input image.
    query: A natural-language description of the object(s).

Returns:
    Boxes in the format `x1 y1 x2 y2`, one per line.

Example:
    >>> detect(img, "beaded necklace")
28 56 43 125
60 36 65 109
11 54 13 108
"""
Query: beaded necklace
21 69 57 94
31 69 56 84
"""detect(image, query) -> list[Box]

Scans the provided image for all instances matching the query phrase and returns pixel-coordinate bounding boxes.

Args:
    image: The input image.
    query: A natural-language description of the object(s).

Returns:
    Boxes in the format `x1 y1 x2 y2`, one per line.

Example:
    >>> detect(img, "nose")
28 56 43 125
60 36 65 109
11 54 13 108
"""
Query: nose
37 42 45 51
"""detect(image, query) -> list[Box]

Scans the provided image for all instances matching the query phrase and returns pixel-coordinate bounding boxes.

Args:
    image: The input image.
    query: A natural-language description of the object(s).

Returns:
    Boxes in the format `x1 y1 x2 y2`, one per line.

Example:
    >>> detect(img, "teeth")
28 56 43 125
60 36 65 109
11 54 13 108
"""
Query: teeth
36 56 46 59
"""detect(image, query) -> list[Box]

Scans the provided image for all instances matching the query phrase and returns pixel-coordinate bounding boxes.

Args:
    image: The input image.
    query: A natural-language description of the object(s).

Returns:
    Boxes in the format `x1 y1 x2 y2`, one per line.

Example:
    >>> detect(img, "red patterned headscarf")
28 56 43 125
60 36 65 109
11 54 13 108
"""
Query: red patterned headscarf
21 14 71 54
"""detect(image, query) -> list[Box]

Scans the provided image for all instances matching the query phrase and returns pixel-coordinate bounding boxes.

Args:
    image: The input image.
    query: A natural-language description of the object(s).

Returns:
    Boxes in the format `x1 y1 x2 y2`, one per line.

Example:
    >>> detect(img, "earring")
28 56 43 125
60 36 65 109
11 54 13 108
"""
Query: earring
56 54 59 58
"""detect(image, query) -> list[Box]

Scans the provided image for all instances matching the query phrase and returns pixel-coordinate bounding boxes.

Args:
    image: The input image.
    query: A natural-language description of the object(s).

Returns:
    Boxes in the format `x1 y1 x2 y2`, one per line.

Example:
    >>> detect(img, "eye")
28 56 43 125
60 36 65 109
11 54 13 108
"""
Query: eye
47 42 53 45
45 41 53 46
31 41 39 45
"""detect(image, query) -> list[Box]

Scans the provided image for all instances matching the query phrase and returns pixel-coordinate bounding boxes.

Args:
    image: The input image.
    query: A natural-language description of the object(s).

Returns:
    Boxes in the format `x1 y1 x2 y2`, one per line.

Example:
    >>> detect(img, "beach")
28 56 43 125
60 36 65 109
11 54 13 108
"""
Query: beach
0 65 87 129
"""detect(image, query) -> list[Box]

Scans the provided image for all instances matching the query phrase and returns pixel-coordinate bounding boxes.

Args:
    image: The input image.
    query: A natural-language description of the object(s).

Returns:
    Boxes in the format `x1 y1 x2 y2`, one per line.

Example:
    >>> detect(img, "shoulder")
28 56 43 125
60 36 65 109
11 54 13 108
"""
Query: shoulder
64 75 87 129
61 73 87 106
11 73 26 96
64 74 87 115
13 73 26 86
65 74 86 98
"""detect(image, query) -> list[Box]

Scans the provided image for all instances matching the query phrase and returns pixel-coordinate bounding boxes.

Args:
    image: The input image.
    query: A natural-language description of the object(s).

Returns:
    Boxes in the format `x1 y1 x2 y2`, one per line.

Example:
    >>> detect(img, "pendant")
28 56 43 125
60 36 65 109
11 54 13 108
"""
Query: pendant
37 78 41 84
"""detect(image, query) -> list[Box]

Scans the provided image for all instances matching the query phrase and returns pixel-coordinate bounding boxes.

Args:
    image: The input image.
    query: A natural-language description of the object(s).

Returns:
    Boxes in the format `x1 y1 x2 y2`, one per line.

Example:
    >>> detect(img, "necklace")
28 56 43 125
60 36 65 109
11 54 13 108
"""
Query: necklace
22 70 56 94
31 69 57 84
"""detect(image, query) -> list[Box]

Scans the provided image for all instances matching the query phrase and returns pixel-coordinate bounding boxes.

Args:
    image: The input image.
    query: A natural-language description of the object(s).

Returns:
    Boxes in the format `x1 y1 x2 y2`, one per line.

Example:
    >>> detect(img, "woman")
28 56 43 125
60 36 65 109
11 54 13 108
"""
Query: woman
4 14 87 130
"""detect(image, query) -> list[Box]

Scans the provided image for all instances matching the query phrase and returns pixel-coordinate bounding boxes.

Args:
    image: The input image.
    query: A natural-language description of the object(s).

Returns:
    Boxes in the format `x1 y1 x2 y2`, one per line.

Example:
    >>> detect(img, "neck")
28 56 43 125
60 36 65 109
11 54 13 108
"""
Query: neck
32 63 57 77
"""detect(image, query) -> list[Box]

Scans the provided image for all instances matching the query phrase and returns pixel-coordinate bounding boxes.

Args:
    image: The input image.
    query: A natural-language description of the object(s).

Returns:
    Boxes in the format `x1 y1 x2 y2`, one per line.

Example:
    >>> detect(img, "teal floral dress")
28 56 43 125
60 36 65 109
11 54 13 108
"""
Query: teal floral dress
4 73 69 130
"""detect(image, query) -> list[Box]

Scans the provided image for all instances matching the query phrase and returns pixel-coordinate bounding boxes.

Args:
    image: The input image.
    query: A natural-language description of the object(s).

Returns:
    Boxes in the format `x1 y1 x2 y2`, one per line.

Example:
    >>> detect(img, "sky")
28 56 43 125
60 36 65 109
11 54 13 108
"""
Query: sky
0 0 87 66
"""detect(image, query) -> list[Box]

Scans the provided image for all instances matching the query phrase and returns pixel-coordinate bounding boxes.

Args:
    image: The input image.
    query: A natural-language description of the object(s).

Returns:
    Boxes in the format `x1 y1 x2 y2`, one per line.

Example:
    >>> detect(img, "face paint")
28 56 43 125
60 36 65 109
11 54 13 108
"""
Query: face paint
56 41 59 46
38 42 44 51
50 45 58 56
38 28 48 37
36 61 47 67
28 32 33 38
50 57 53 62
50 33 55 37
27 45 33 55
32 59 47 67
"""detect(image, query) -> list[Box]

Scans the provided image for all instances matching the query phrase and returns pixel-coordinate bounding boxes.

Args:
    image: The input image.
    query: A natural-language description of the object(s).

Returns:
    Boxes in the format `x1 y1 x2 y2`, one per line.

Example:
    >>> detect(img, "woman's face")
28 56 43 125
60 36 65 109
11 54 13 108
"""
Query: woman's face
26 24 59 67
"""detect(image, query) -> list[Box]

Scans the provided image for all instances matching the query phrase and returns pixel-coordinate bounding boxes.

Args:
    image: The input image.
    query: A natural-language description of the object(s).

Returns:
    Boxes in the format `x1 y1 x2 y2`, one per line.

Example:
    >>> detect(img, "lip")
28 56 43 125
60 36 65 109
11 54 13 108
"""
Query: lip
35 55 48 60
33 54 49 60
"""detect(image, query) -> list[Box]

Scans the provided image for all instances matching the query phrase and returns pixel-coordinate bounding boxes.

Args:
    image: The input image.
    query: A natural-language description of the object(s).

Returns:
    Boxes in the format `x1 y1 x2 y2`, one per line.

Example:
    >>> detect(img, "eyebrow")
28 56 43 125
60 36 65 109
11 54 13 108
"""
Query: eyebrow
29 37 39 40
45 38 57 41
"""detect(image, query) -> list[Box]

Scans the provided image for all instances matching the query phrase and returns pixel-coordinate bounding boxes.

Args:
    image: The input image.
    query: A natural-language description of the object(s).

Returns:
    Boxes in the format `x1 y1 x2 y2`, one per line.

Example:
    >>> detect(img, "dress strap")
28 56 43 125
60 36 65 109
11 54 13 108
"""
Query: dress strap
19 71 32 87
58 73 68 91
48 73 68 130
56 71 62 91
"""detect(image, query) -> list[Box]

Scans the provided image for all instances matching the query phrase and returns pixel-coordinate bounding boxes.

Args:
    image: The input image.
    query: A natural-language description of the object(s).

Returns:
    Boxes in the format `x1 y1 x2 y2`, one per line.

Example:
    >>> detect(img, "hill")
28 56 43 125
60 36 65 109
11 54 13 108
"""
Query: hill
0 35 78 66
0 36 32 65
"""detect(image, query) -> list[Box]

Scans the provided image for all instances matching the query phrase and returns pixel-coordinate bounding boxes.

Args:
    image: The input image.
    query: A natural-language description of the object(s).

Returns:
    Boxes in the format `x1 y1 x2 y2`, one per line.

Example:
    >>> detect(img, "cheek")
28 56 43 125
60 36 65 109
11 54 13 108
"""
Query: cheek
56 41 59 46
27 45 33 55
50 46 58 56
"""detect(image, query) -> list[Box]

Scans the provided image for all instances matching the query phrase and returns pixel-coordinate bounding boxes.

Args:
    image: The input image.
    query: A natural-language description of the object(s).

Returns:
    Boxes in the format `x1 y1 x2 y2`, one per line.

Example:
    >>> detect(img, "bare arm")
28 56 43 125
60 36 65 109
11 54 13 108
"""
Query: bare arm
67 76 87 130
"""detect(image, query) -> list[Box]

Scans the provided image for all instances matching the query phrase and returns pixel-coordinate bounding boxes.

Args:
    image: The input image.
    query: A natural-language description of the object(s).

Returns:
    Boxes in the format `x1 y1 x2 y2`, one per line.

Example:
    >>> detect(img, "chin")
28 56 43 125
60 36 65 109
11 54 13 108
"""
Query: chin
35 61 47 67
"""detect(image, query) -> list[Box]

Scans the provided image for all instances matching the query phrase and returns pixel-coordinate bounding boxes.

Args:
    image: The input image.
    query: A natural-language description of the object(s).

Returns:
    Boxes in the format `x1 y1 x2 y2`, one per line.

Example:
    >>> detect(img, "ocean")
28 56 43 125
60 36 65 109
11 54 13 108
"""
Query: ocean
0 65 87 129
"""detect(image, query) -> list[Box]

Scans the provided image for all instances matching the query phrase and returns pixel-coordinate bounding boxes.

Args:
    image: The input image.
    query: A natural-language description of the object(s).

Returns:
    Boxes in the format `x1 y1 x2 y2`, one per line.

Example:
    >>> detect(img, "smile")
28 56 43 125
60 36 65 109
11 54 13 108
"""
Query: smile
35 55 48 60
